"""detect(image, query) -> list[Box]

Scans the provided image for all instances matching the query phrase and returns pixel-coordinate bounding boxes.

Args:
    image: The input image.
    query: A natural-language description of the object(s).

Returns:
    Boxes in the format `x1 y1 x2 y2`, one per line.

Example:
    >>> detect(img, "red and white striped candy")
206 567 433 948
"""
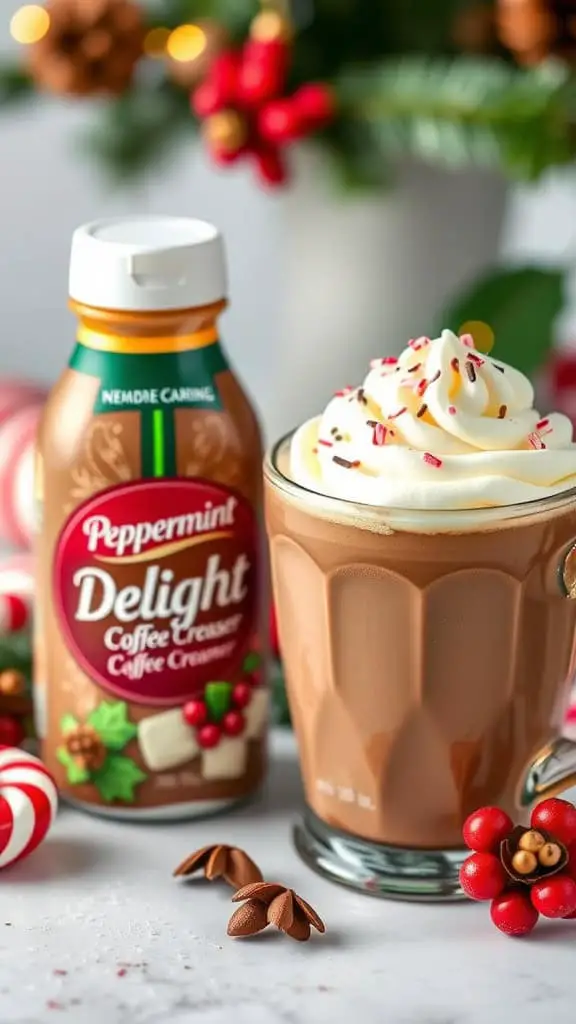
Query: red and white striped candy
0 382 46 550
0 747 57 869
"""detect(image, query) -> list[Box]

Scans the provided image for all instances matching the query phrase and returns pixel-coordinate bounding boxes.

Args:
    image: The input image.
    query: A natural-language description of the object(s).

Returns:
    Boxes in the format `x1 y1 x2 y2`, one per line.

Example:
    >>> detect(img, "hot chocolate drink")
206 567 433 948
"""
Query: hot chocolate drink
265 329 576 898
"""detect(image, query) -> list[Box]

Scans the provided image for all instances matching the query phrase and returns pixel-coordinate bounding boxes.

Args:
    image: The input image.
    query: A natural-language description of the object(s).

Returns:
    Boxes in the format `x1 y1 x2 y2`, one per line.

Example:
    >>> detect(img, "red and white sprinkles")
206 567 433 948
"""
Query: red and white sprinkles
295 328 576 509
0 747 57 869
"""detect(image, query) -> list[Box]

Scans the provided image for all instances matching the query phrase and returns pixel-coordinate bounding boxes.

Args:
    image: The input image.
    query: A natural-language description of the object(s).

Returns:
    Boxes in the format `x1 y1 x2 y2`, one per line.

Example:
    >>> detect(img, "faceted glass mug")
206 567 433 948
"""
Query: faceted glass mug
264 433 576 900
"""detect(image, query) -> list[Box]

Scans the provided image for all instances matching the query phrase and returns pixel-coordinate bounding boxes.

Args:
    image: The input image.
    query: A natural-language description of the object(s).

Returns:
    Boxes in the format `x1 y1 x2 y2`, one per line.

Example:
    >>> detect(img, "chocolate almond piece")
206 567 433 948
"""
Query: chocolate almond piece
501 825 568 884
227 900 269 938
173 844 263 888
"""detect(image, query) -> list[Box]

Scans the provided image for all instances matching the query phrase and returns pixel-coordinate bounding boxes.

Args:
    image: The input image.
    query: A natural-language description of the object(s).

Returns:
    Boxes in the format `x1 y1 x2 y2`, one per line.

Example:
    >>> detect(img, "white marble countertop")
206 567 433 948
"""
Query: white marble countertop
1 731 575 1024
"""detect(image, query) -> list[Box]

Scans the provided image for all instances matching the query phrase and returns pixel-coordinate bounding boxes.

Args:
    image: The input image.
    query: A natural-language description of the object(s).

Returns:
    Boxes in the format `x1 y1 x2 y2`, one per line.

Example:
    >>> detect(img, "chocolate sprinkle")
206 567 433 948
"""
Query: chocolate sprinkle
407 363 421 373
466 361 477 383
498 405 507 419
357 388 367 405
451 358 460 372
366 419 378 427
417 404 428 418
493 363 505 373
429 370 441 384
333 456 357 469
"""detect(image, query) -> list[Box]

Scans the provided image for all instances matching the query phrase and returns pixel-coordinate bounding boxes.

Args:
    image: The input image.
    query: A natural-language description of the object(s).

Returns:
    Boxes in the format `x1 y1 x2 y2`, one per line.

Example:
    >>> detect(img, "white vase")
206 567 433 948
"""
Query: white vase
269 148 508 440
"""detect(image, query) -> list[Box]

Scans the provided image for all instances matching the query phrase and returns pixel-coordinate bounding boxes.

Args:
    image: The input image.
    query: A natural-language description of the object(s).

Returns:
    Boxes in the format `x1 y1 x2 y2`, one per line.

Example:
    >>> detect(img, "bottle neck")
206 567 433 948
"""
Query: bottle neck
70 299 227 355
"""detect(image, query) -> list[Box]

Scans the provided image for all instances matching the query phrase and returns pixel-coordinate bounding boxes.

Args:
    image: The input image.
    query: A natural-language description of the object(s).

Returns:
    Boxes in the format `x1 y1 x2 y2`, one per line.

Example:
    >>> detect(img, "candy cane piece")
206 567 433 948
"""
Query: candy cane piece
0 748 57 869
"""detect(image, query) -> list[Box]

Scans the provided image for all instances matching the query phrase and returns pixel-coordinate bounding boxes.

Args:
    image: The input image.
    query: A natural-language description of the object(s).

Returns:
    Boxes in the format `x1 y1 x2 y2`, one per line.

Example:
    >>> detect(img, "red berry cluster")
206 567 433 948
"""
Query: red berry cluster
182 676 257 750
460 799 576 936
191 11 335 187
0 715 25 748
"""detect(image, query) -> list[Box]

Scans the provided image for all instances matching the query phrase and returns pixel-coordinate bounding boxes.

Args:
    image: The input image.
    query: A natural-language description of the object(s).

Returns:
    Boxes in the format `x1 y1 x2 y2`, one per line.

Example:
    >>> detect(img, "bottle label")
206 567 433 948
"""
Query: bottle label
54 478 259 706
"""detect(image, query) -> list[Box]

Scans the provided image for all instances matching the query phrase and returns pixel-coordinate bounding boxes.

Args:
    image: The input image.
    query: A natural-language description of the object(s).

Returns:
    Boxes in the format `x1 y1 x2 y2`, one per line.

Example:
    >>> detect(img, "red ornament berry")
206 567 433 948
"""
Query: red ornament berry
232 682 253 709
254 145 288 187
531 797 576 846
197 724 221 749
258 98 304 143
531 874 576 919
0 716 25 747
459 852 507 901
222 711 246 737
292 83 336 128
238 40 288 105
462 806 514 853
183 700 207 728
490 891 539 937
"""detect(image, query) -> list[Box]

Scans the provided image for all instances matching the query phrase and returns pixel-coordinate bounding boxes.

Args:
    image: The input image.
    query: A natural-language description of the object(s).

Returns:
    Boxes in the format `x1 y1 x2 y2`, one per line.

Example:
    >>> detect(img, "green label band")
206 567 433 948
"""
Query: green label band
70 341 228 479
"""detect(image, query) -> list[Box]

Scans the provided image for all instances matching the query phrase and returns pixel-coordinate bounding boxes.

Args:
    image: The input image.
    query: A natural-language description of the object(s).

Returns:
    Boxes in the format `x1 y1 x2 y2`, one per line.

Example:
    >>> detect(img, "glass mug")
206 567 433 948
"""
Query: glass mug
264 433 576 900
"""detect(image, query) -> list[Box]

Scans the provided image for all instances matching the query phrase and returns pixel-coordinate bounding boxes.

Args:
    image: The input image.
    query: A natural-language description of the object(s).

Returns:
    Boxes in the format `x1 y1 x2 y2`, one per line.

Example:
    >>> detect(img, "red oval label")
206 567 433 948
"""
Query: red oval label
54 479 258 705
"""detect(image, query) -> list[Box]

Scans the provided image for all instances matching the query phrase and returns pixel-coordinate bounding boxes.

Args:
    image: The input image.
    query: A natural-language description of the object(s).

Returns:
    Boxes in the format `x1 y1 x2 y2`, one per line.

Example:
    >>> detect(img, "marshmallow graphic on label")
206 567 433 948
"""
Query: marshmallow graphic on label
244 689 269 740
138 708 200 772
202 737 247 781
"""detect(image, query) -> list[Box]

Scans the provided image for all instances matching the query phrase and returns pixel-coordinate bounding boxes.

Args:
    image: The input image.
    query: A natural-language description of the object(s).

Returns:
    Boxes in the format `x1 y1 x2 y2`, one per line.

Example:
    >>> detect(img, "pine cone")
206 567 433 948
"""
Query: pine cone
496 0 570 64
65 724 106 772
27 0 145 97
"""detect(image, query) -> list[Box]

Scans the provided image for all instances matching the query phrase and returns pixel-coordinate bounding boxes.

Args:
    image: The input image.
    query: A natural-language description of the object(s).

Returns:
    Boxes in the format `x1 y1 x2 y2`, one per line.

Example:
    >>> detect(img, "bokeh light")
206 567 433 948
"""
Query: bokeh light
167 24 207 64
143 26 170 58
459 320 495 355
10 4 50 45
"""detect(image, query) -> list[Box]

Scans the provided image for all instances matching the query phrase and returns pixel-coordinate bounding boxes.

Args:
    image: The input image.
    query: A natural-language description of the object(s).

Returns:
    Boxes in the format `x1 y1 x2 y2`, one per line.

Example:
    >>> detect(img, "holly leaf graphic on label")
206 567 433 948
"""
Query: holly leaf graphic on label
87 701 137 751
243 652 261 674
205 682 233 722
91 755 147 804
61 714 79 735
57 746 91 786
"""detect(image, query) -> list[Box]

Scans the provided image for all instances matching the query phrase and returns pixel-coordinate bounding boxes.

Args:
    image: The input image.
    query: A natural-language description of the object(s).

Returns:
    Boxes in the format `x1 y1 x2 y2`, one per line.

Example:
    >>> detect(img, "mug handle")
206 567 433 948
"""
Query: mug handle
521 737 576 807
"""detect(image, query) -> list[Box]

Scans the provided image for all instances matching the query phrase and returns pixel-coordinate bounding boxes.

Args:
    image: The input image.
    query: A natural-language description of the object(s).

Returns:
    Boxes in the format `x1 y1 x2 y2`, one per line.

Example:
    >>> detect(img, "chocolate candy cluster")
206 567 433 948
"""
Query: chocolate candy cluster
460 798 576 936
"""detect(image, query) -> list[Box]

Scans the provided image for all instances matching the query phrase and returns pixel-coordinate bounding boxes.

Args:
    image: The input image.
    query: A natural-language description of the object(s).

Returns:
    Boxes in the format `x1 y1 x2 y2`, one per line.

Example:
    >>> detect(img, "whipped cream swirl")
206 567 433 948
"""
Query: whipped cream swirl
290 330 576 509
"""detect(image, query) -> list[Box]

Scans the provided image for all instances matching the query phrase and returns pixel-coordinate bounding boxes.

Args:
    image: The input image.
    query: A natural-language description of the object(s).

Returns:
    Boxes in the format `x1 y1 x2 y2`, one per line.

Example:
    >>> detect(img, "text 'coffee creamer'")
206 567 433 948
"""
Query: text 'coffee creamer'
35 217 268 820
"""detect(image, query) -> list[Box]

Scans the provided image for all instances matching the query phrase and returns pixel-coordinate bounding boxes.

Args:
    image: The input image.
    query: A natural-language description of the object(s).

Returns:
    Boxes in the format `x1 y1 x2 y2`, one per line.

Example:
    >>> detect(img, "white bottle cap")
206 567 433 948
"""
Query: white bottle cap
69 216 227 312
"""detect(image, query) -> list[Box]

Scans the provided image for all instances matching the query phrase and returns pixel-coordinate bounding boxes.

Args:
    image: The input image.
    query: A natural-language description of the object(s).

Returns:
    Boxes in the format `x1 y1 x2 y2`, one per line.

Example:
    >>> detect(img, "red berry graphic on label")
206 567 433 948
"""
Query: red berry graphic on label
222 711 246 737
531 874 576 919
459 852 507 901
0 716 24 747
531 798 576 846
197 724 222 749
463 807 513 853
233 683 252 708
183 700 207 727
490 892 539 937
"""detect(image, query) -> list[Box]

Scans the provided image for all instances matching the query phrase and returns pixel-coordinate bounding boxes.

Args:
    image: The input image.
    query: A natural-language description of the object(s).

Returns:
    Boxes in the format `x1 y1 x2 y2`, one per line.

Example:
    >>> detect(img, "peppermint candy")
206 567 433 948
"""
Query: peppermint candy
0 747 57 869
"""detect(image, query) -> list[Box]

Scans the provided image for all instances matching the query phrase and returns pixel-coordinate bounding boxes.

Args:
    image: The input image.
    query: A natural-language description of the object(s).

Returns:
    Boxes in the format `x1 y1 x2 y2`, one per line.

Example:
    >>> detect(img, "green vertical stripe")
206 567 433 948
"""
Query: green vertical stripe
153 409 165 477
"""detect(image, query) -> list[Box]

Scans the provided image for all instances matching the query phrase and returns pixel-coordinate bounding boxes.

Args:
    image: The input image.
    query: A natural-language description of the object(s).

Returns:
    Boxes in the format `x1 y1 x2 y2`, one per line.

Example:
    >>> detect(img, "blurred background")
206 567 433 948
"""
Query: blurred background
3 0 576 725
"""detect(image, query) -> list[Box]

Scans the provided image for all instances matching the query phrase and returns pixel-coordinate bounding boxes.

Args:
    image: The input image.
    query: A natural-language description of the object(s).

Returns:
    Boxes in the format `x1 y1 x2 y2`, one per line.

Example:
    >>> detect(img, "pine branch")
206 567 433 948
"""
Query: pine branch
79 77 194 181
338 57 576 182
0 65 35 107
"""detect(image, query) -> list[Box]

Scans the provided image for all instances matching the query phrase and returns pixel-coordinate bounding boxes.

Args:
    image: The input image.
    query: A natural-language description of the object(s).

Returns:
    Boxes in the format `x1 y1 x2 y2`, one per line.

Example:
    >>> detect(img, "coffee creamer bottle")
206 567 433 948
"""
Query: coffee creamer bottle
35 217 268 819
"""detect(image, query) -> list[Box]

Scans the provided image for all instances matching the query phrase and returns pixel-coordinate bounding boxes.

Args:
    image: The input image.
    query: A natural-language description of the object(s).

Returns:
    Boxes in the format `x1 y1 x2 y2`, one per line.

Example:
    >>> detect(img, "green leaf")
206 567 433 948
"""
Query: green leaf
57 747 90 786
91 755 147 804
205 682 233 722
242 652 261 674
341 57 576 183
61 714 79 735
88 701 137 751
439 267 565 377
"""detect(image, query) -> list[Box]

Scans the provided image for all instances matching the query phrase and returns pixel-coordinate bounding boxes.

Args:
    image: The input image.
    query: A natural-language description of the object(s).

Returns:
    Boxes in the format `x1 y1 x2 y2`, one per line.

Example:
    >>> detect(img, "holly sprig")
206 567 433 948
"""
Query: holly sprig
57 700 146 804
